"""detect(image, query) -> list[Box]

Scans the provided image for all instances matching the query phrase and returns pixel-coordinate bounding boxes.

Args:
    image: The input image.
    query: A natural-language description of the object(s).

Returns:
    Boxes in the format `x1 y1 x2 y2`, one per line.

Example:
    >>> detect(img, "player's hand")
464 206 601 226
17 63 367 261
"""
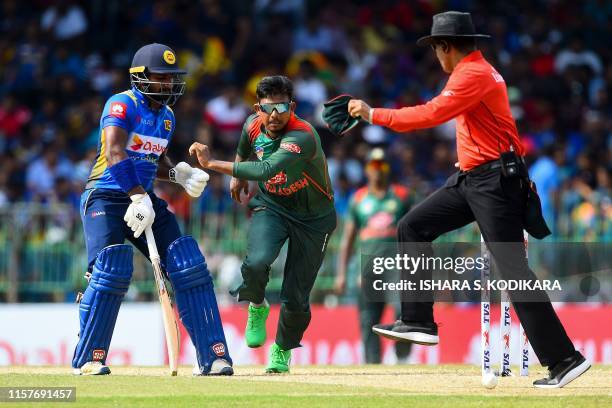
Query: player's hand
334 274 346 295
189 142 211 168
170 161 210 198
348 99 372 121
230 177 249 204
124 193 155 238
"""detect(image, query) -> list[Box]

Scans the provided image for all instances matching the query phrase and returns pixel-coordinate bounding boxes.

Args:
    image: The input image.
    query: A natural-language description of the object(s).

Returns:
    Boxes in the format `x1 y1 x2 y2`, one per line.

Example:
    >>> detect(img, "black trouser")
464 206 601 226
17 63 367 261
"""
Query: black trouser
397 168 575 367
231 207 334 350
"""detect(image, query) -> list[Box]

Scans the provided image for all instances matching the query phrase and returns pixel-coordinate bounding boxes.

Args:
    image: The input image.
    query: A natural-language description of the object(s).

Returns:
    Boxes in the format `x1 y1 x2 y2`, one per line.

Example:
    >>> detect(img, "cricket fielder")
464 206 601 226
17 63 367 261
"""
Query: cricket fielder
73 43 232 376
190 75 336 373
334 148 412 364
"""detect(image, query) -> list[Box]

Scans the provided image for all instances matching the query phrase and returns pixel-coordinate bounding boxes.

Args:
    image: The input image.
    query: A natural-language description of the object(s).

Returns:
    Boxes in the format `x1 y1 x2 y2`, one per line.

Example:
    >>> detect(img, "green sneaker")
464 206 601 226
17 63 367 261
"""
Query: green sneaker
245 301 270 348
265 343 291 373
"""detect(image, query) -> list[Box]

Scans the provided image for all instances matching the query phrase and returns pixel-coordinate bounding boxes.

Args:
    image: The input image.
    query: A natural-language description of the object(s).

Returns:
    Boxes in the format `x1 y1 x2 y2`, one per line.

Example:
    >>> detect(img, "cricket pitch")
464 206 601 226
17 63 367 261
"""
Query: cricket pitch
1 365 610 407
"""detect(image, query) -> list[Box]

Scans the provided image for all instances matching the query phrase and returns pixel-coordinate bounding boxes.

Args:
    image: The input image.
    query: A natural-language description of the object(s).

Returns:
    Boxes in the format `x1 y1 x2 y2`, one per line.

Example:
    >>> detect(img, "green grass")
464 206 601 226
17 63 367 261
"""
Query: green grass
1 365 609 407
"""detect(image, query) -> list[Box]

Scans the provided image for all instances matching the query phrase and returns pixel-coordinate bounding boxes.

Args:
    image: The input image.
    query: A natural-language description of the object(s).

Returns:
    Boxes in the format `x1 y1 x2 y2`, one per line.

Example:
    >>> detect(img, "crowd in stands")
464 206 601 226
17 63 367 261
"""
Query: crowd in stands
0 0 609 240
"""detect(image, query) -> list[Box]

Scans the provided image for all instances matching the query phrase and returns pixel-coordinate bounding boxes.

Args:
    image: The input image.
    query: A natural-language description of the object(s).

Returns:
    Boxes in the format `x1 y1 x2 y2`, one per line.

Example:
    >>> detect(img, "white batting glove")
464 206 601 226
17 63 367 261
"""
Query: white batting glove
169 162 209 198
124 193 155 238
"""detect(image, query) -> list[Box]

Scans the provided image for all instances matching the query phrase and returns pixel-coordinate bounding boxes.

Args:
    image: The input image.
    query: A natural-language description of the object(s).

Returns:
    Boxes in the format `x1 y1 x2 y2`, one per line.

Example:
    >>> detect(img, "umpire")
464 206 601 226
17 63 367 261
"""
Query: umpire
347 11 590 388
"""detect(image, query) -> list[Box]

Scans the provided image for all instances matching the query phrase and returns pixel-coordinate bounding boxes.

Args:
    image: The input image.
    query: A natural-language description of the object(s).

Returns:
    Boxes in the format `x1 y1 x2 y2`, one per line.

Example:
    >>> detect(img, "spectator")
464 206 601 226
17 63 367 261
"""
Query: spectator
40 0 88 42
0 93 31 150
293 15 334 53
327 143 363 193
554 37 603 75
25 143 74 203
530 146 562 232
49 46 86 81
204 84 249 149
293 60 327 119
0 0 606 244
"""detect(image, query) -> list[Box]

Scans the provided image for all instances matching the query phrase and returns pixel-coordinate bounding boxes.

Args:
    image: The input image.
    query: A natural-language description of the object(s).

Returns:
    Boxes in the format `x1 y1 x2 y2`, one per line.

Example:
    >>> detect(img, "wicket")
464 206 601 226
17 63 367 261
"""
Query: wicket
480 233 530 378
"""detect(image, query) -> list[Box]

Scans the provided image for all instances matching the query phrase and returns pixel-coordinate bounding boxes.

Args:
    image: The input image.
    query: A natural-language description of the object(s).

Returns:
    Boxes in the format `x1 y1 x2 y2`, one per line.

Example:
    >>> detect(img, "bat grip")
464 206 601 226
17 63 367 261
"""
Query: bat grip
145 226 161 262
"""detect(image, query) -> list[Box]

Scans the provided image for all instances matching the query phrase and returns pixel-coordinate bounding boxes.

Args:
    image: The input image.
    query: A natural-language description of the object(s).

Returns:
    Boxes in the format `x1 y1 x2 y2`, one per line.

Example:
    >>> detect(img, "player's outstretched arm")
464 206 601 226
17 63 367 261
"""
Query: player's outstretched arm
348 71 484 133
190 131 313 181
189 143 234 175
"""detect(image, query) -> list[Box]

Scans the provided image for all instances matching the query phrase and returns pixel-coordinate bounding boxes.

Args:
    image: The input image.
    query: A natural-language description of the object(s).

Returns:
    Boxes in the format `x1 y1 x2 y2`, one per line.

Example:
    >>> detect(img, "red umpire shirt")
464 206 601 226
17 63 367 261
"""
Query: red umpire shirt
371 51 525 171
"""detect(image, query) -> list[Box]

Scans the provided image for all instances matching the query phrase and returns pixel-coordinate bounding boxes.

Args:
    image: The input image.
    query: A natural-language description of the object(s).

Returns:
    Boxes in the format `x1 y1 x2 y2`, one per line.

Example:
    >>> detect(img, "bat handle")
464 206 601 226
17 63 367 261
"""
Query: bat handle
145 226 161 262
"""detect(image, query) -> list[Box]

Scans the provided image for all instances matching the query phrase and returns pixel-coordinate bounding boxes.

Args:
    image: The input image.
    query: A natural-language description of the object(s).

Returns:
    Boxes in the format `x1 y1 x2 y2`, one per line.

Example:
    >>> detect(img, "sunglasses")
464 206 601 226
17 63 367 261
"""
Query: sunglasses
258 102 291 115
367 161 390 173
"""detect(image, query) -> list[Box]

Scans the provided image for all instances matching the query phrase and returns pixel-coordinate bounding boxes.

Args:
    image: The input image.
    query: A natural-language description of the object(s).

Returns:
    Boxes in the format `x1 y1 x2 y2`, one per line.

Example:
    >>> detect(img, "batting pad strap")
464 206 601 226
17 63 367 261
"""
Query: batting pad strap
166 236 212 291
72 245 133 369
108 158 141 193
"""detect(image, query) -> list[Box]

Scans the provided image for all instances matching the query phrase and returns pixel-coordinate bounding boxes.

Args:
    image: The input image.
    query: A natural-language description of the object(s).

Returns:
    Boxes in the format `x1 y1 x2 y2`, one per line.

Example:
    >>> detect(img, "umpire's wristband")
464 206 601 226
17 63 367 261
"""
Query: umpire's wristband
108 158 141 193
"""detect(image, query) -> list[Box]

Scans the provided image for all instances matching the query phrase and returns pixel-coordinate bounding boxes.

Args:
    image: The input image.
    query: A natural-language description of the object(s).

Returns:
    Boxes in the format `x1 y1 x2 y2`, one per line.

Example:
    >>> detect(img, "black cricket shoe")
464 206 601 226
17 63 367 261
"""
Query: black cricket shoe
533 351 591 389
372 320 439 345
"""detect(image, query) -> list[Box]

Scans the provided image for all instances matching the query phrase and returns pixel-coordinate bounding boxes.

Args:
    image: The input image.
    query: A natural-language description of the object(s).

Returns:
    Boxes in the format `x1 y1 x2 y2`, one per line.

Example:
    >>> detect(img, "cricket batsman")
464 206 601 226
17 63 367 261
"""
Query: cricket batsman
347 12 590 387
72 43 233 376
189 76 336 373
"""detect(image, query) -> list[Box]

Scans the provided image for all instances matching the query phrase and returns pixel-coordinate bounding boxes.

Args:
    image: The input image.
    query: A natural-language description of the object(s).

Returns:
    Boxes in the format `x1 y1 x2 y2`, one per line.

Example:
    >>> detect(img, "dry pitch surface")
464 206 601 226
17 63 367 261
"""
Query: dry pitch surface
1 365 610 407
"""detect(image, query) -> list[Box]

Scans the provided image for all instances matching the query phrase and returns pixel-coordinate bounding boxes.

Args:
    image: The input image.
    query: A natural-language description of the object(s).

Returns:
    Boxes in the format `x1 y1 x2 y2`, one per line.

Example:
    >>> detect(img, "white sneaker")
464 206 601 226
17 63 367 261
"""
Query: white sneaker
193 359 234 376
73 361 111 376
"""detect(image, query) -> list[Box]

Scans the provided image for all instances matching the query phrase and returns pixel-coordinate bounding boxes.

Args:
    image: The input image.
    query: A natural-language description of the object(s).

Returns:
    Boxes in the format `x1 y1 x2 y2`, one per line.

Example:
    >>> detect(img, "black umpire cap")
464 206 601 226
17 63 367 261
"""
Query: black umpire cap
416 11 491 46
129 43 186 75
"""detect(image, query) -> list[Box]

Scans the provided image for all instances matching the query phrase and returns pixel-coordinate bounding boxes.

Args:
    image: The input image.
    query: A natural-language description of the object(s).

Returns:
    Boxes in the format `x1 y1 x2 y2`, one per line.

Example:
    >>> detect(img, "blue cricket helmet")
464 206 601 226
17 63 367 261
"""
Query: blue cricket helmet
129 43 186 106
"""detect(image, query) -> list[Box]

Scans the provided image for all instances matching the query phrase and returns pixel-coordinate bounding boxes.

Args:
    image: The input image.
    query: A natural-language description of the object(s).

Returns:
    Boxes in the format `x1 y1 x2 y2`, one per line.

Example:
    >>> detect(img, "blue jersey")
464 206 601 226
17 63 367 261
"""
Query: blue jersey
87 88 175 191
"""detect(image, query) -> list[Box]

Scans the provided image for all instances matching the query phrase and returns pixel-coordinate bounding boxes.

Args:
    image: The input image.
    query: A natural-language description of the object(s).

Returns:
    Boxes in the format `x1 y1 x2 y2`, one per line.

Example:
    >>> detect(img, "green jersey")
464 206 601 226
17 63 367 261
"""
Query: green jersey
349 185 411 245
233 113 335 228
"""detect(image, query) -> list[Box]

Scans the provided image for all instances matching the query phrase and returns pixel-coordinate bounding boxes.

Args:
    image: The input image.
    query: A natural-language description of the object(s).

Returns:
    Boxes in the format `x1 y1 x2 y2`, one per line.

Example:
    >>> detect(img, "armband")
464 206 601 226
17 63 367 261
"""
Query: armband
108 158 141 193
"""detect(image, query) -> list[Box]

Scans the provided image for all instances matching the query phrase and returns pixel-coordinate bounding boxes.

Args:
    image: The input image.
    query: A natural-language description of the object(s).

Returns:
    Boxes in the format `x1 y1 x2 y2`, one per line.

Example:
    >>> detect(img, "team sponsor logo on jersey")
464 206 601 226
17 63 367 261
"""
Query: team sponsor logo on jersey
110 102 127 119
280 142 301 154
442 90 455 97
92 349 106 361
163 50 176 64
212 342 226 357
164 119 172 131
130 135 144 150
368 212 394 229
127 133 168 156
264 177 309 196
266 171 287 185
255 145 264 160
91 211 106 218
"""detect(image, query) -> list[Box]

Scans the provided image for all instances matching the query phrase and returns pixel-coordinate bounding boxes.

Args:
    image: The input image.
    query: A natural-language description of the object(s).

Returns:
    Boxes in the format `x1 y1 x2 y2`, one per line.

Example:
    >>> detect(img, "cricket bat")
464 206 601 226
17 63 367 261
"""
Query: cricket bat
145 226 180 376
